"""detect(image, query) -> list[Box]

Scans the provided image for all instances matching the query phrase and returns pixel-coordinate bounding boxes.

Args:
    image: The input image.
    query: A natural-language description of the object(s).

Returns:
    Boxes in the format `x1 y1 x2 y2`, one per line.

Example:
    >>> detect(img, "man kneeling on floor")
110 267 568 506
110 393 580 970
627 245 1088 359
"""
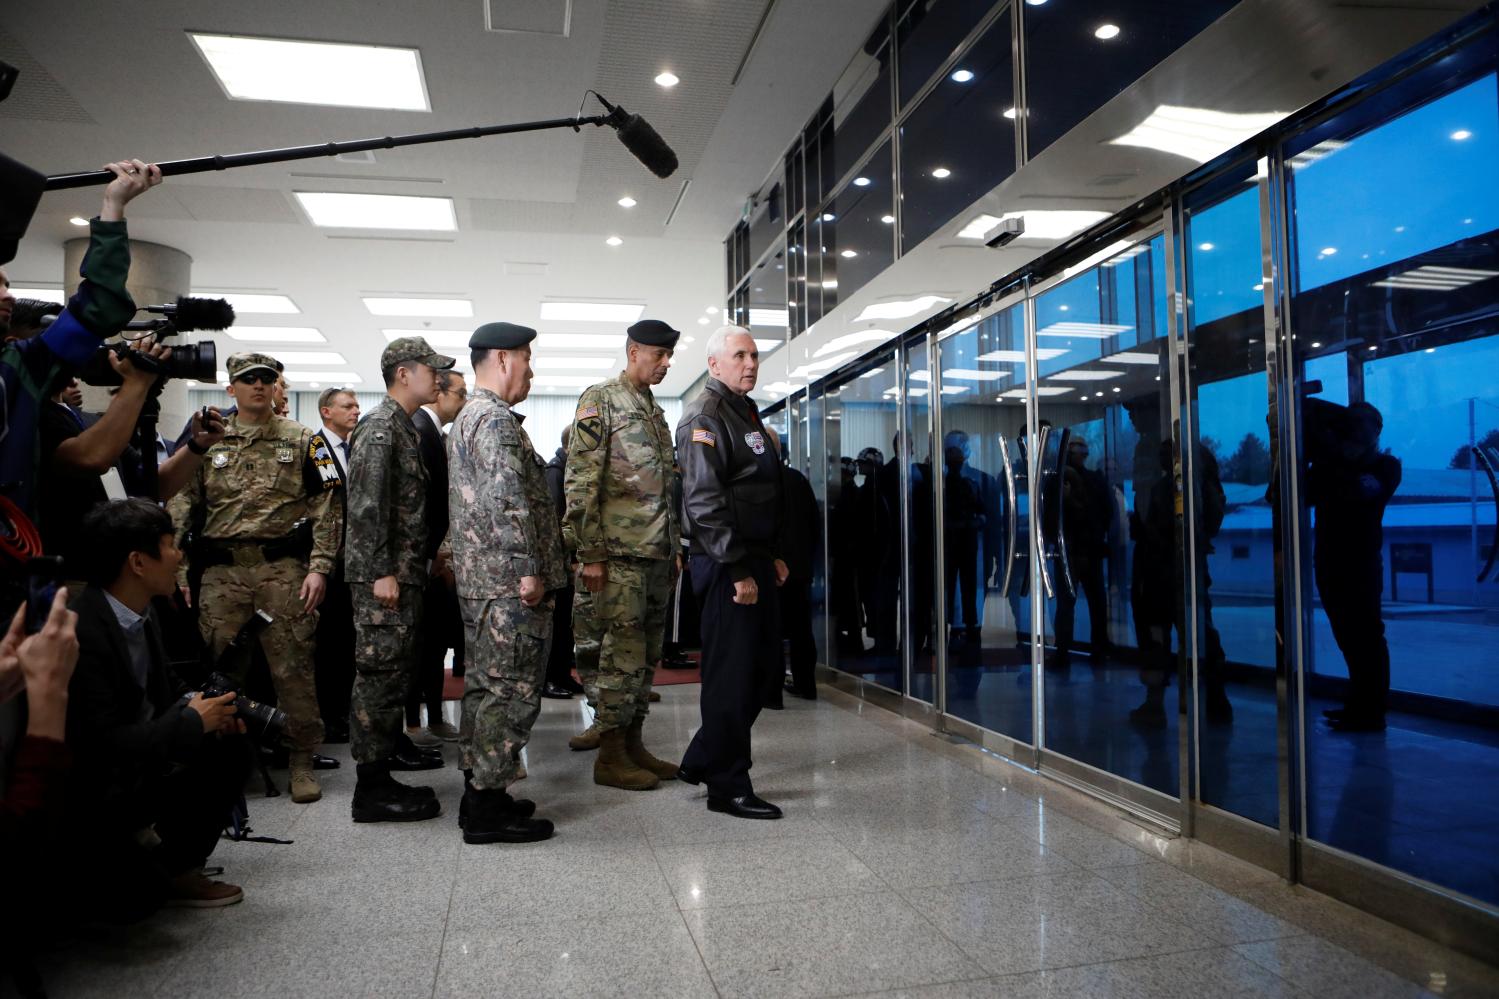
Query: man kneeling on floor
66 498 250 914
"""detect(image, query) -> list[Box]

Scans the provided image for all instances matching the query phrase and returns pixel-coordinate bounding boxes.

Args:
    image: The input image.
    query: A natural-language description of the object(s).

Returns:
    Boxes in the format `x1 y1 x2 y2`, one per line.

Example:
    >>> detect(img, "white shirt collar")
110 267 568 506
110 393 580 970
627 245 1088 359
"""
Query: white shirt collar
320 425 348 445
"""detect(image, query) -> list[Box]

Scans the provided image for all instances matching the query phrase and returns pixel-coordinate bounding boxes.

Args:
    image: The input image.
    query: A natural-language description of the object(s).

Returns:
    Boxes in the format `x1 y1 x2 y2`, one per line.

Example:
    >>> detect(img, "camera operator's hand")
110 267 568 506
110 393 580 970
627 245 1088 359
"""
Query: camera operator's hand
1 590 80 740
109 337 170 390
373 575 399 611
187 690 240 734
100 159 162 222
300 571 327 614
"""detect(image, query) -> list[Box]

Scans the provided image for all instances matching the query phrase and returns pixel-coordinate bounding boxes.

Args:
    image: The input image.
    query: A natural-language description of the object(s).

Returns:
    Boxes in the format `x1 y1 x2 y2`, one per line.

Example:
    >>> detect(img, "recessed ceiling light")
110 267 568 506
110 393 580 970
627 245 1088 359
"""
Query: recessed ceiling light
705 306 719 314
1198 242 1215 251
198 293 300 314
296 192 455 230
950 69 974 83
654 71 679 88
535 333 627 350
6 287 66 303
539 302 644 323
267 351 348 366
697 317 710 325
822 213 836 222
1002 107 1017 120
840 249 858 258
1319 246 1337 256
931 167 952 179
1025 0 1049 5
68 216 88 226
1451 129 1473 141
1094 24 1121 40
363 297 472 317
880 214 895 224
188 33 429 111
605 235 623 247
852 176 871 187
224 326 326 343
617 196 637 208
382 329 470 348
680 336 695 344
1311 341 1322 348
532 356 616 370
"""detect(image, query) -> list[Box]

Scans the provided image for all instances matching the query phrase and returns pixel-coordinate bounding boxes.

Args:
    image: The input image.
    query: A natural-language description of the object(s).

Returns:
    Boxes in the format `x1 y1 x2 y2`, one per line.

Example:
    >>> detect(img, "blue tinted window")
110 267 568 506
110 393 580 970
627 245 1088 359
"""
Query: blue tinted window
1023 1 1236 159
1292 75 1499 293
898 7 1014 251
1188 186 1263 328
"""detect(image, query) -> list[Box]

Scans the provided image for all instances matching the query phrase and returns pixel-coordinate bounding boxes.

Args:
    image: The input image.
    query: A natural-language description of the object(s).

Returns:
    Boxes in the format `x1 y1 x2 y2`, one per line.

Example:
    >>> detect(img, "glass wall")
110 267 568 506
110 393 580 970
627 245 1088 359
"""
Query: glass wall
904 340 938 703
1286 65 1499 906
822 142 895 309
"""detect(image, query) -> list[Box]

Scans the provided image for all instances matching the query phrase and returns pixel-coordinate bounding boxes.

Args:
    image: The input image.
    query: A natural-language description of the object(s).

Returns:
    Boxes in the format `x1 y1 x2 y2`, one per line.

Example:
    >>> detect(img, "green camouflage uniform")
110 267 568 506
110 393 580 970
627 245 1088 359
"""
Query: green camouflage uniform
563 372 679 733
345 396 430 765
171 410 342 753
448 388 565 791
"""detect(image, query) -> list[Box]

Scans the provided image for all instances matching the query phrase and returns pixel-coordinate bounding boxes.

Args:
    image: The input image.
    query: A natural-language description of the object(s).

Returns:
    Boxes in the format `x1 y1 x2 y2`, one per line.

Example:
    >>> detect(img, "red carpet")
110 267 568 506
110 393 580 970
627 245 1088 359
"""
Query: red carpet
440 653 701 701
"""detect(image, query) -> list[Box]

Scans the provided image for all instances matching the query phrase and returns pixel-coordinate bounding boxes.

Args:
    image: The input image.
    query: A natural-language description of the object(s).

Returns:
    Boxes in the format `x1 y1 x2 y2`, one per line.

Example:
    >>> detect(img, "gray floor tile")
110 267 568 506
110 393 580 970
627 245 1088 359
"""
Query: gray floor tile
1001 809 1160 869
435 909 716 998
684 891 987 997
448 840 678 921
1235 936 1439 999
842 818 1080 889
656 834 885 908
1093 860 1300 944
901 871 1206 976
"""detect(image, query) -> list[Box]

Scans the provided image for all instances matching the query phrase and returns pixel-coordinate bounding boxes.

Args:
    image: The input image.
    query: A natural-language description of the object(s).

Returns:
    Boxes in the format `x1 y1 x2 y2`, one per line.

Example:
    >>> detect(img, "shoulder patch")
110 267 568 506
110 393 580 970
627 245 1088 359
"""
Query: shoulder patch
576 404 599 420
691 428 717 448
575 414 603 451
368 428 391 445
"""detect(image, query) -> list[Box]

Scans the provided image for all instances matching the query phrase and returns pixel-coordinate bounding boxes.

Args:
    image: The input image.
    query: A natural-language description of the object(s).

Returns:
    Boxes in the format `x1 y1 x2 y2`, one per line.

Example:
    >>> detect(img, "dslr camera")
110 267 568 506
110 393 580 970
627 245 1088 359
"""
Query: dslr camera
200 671 287 738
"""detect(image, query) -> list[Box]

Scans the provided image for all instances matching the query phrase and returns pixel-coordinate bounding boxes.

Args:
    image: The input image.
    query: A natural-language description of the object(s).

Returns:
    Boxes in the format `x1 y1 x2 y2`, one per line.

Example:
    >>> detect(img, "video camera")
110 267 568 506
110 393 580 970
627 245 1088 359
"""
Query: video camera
77 296 232 387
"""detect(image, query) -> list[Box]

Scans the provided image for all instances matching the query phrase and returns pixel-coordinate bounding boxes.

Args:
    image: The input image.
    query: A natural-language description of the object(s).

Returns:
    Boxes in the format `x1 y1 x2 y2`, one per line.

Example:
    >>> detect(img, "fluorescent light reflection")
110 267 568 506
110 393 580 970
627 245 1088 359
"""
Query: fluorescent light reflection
1110 105 1290 163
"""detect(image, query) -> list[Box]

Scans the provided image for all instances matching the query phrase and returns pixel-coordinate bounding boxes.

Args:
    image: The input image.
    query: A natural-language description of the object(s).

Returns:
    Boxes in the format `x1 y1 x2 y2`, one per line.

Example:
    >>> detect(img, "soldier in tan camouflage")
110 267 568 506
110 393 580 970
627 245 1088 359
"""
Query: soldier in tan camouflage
564 319 683 791
345 336 455 824
170 352 342 804
448 321 564 844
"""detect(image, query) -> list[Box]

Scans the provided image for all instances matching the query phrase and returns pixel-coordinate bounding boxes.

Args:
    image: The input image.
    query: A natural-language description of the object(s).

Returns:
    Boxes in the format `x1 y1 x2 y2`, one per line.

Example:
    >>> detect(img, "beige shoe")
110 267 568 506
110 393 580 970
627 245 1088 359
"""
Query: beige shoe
593 729 659 790
625 719 679 780
165 870 244 908
289 752 322 803
568 720 602 752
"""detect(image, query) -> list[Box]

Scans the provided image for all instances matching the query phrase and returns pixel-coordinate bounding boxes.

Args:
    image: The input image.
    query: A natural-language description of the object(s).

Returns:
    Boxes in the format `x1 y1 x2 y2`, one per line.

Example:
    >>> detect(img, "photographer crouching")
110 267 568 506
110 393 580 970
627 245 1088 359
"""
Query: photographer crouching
64 499 250 915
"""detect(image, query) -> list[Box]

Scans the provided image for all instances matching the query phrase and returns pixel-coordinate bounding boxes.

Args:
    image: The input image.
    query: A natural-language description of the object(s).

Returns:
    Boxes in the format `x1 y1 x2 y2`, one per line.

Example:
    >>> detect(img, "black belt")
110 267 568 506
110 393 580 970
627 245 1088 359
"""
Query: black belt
199 534 308 569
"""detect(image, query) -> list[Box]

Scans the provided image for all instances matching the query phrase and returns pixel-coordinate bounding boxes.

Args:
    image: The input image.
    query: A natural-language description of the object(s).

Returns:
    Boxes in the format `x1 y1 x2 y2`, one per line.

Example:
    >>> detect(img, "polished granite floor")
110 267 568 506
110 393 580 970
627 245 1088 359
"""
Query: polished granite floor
23 685 1499 999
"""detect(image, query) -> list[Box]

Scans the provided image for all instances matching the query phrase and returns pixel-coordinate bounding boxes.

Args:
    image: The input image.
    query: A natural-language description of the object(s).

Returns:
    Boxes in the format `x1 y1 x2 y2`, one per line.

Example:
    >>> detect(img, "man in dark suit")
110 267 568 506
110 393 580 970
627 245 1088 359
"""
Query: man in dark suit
313 387 358 742
778 446 820 702
407 369 468 744
66 498 250 915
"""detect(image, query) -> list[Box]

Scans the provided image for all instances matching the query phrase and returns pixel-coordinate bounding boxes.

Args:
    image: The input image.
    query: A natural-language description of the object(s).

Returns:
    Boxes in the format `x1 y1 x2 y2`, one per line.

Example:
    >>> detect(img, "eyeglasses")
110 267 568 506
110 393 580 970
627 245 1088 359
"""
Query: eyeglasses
234 371 278 385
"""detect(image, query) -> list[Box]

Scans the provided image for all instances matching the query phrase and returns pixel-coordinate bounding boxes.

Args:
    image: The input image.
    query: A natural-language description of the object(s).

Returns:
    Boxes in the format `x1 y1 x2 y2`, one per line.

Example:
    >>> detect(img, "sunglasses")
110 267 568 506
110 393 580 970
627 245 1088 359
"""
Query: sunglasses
234 371 278 385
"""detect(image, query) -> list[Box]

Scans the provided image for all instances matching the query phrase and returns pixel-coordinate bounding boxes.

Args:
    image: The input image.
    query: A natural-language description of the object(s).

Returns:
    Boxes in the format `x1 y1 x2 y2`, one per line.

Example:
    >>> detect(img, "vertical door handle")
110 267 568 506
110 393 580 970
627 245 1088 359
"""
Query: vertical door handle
1054 428 1076 599
998 432 1018 597
1037 424 1055 600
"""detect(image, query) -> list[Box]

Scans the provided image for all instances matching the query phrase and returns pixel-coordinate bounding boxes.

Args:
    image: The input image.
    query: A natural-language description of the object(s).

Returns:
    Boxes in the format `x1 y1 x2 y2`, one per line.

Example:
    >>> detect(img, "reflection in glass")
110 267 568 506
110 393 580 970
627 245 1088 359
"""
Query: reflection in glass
904 343 937 702
938 306 1033 739
830 23 892 187
1035 235 1178 798
896 0 997 108
1289 66 1499 905
823 143 895 309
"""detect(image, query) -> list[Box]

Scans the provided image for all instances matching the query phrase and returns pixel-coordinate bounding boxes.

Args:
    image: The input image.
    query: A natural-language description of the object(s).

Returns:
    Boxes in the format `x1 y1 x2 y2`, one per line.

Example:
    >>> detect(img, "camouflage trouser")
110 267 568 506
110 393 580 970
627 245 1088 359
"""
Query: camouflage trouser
459 594 554 791
571 556 670 732
198 559 324 752
349 581 425 765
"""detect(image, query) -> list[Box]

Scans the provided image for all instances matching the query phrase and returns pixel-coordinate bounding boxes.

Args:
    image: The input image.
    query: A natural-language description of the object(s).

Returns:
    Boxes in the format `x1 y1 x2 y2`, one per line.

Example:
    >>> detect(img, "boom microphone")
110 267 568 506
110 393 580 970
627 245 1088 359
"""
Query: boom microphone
141 296 237 333
596 95 679 179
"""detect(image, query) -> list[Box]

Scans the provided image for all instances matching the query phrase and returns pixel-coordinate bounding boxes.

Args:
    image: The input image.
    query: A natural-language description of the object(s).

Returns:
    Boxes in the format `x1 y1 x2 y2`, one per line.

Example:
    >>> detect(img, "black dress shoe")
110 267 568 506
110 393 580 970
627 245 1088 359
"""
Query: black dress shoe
707 793 782 820
783 680 816 700
558 676 585 694
676 765 703 786
541 682 575 700
661 655 695 670
389 747 444 771
761 699 785 711
312 753 341 770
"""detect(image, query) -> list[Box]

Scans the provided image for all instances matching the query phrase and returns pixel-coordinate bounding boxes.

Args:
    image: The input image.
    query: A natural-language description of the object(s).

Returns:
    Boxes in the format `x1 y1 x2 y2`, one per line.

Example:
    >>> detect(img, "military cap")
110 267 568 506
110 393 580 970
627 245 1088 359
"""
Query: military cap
381 336 456 371
226 352 284 380
626 319 680 348
468 322 537 350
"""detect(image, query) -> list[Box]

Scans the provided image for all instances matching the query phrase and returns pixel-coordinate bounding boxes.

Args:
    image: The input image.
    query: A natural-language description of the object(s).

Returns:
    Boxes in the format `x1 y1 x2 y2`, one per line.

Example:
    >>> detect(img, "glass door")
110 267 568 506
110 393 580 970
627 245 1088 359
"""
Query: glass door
1030 233 1181 803
936 300 1035 743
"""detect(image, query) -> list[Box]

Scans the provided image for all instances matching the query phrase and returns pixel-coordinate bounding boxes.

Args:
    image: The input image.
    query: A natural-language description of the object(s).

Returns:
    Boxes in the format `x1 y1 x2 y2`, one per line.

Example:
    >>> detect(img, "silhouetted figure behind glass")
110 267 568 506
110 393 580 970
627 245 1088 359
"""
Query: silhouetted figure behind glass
944 436 984 646
779 455 821 699
1050 437 1112 670
1305 398 1401 733
854 446 887 657
831 457 865 656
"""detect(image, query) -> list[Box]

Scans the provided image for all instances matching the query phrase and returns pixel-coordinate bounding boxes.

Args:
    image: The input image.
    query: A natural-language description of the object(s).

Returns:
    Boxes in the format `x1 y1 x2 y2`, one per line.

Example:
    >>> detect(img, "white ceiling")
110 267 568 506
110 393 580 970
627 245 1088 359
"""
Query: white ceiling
1 0 889 396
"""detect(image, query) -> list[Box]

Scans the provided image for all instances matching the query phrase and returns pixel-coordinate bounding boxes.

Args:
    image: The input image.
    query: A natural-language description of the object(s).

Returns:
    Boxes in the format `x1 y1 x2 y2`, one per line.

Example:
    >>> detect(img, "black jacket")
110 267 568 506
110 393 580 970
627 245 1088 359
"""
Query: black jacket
413 407 449 561
779 464 820 583
65 586 203 813
676 377 783 580
545 446 567 527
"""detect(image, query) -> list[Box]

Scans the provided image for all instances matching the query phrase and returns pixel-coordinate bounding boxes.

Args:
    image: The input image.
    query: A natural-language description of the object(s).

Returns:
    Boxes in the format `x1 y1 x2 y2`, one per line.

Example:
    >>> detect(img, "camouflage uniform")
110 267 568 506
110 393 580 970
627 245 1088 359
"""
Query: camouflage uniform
170 403 342 754
448 388 565 791
563 372 680 733
345 395 430 765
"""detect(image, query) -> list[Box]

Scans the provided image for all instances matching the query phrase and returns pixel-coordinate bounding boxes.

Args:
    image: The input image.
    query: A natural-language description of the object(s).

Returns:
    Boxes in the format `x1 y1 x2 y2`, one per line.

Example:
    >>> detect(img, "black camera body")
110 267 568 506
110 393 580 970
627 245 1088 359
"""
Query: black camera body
201 671 287 738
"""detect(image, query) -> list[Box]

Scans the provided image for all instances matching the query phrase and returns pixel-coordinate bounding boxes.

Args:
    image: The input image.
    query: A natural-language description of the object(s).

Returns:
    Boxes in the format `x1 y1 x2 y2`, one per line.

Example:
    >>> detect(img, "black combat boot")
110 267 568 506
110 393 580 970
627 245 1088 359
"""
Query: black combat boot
458 769 534 830
462 787 553 844
352 762 441 823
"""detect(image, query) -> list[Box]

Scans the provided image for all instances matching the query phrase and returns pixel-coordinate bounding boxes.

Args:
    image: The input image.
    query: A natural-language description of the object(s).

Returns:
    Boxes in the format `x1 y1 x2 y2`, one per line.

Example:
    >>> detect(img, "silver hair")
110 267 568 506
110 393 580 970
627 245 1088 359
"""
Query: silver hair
705 324 753 360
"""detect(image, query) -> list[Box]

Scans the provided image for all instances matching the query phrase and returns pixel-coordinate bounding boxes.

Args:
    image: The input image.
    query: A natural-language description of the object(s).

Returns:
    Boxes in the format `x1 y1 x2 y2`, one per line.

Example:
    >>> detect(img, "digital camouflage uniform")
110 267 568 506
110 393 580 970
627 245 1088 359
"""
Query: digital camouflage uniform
563 372 680 733
448 388 565 791
170 405 342 753
345 395 430 765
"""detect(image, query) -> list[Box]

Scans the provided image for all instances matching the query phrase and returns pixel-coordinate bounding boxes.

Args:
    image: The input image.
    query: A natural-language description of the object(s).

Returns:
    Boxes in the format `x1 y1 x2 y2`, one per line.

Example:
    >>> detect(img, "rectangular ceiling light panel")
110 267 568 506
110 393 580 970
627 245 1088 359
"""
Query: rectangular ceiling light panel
199 293 300 314
189 33 430 111
363 297 472 317
1036 321 1133 339
283 370 364 383
267 351 347 366
539 302 645 323
1109 105 1289 163
1048 369 1125 381
7 287 66 303
298 193 456 231
535 333 627 350
224 326 327 343
533 356 616 370
976 348 1069 363
382 330 471 347
940 368 1009 382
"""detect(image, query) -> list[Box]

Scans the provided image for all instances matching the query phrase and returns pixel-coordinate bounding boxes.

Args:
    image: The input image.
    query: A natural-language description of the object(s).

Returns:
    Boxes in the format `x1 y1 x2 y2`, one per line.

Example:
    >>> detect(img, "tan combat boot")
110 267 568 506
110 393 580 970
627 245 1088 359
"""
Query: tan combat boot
568 718 602 751
289 751 322 803
593 729 659 790
625 719 679 780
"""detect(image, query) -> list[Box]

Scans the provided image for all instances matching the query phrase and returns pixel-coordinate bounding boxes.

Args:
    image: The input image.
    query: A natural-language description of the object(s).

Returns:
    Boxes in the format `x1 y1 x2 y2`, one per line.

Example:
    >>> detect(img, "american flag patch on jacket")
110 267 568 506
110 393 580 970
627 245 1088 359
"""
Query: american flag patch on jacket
691 428 716 447
576 404 599 419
